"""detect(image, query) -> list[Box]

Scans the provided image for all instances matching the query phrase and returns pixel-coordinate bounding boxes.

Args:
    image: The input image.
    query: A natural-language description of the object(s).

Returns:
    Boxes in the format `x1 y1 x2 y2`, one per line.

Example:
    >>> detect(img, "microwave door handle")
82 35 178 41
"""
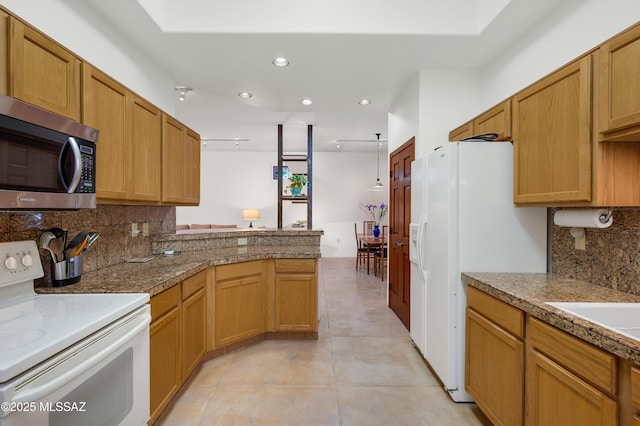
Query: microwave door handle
58 136 82 193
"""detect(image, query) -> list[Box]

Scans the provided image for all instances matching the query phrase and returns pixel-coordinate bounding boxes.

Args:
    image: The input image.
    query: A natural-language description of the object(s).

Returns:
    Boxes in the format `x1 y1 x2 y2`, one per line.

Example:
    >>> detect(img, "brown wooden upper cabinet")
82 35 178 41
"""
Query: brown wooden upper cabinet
599 22 640 142
448 100 511 141
129 95 162 202
161 114 200 205
83 63 162 203
475 100 511 141
512 56 592 205
82 65 129 201
8 17 81 120
449 121 474 141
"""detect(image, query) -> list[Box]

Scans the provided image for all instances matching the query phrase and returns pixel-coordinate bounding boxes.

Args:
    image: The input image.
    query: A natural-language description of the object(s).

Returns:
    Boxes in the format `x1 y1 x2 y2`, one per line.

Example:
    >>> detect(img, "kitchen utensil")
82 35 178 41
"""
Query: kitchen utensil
71 234 89 257
39 231 57 262
83 232 100 251
65 231 88 258
48 237 65 263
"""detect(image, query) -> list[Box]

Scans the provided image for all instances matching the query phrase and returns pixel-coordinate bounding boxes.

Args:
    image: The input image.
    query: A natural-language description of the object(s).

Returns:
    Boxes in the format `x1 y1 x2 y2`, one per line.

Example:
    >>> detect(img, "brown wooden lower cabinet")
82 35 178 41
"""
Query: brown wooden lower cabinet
466 287 623 426
149 285 181 425
215 261 265 347
274 259 318 332
465 287 524 426
526 349 616 426
181 270 207 380
149 259 318 424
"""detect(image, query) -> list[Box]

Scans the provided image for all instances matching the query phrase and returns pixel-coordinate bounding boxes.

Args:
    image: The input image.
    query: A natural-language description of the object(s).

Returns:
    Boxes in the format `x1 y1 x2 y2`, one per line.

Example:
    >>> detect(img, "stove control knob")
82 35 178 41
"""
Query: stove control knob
21 254 33 267
4 256 17 270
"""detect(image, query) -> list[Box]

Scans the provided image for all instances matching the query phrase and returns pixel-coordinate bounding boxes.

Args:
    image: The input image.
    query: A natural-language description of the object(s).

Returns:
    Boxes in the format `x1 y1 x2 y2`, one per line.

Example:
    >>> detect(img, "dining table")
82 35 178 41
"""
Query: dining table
358 234 385 275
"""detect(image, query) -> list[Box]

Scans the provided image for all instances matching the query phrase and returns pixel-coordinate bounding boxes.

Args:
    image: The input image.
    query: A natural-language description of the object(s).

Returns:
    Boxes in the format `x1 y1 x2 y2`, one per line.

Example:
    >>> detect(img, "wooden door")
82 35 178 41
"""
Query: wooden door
82 64 129 201
388 138 414 329
128 94 161 201
513 55 592 204
161 114 185 203
599 22 640 141
526 349 617 426
9 17 81 120
149 286 182 424
465 308 524 426
183 128 201 204
215 261 264 347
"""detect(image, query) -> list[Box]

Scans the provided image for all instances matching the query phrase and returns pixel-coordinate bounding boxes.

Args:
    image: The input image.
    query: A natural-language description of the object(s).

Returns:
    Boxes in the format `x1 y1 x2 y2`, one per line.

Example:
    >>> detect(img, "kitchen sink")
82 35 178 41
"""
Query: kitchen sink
546 302 640 342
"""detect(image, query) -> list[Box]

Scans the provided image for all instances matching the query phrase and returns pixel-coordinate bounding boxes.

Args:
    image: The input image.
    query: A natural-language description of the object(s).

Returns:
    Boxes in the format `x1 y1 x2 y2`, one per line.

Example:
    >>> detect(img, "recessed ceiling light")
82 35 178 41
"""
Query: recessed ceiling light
359 99 371 105
272 57 289 67
238 92 253 99
301 99 313 106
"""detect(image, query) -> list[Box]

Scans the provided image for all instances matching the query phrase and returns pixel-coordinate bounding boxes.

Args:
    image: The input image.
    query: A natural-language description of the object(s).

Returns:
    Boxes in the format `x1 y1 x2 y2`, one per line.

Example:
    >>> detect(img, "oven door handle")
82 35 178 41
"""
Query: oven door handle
58 136 82 194
13 314 150 404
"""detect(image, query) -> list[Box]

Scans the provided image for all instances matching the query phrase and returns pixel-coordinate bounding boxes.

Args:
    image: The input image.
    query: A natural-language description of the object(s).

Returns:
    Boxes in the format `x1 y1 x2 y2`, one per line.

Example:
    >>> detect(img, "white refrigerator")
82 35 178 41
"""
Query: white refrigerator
409 141 547 402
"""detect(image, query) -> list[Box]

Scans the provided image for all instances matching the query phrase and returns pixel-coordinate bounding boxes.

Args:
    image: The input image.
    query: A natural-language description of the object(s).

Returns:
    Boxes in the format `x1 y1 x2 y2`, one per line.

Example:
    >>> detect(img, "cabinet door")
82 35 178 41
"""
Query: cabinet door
274 273 317 331
215 262 264 347
526 349 617 426
82 65 129 201
182 287 206 379
599 23 640 141
161 114 185 203
182 128 201 204
149 307 181 425
474 99 512 141
449 121 474 141
465 308 524 426
9 17 80 120
128 95 161 201
513 56 592 204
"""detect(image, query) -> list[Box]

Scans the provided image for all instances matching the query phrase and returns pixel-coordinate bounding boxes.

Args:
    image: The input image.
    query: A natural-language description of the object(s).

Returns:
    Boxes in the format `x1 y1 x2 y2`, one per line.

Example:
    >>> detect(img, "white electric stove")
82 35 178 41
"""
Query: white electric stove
0 240 151 426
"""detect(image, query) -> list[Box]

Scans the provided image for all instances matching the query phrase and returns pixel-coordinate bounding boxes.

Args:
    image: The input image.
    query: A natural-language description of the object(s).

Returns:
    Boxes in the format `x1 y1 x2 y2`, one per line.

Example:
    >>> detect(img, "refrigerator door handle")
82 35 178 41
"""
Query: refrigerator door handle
417 216 428 277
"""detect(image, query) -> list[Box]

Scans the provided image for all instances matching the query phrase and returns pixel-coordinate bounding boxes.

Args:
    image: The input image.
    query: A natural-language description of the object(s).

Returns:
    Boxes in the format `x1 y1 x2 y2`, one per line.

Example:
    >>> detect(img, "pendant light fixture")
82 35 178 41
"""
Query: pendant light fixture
374 133 383 188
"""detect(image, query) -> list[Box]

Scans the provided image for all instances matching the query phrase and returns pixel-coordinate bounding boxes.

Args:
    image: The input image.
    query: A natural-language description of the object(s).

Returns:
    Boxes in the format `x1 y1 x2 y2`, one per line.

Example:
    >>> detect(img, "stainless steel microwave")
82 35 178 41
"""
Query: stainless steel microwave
0 95 98 209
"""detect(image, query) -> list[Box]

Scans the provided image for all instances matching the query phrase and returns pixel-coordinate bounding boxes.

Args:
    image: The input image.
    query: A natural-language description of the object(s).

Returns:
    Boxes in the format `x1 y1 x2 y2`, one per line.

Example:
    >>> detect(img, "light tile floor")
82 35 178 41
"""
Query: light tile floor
156 258 490 425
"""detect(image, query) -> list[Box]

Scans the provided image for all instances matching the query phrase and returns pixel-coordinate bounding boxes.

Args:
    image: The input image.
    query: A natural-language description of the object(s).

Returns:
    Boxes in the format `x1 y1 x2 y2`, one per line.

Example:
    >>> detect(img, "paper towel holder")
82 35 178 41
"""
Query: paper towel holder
554 208 613 239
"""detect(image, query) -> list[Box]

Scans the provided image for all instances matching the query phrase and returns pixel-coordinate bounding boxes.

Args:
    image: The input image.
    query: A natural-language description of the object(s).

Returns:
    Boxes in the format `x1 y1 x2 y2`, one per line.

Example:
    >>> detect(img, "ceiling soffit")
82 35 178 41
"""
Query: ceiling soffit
135 0 512 35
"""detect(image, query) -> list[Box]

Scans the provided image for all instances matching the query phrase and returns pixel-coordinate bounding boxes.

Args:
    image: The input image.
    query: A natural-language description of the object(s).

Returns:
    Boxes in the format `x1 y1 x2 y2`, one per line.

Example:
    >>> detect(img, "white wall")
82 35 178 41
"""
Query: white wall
2 0 175 113
388 74 419 154
390 0 640 164
177 150 390 257
482 0 640 108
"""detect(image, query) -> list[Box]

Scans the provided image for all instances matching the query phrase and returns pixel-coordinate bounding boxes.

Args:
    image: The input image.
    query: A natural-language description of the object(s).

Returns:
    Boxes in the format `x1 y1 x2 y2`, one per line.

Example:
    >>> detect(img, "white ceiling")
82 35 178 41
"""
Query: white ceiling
82 0 565 152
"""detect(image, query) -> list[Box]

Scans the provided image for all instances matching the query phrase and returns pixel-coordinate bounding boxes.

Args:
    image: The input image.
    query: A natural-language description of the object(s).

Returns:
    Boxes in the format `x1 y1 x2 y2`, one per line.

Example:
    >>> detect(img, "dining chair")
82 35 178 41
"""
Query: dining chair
363 220 376 236
374 225 388 280
354 223 371 270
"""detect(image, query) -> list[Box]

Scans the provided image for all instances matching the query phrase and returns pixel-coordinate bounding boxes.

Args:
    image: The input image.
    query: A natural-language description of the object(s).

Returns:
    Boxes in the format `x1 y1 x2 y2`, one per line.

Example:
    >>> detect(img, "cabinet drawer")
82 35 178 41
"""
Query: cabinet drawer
528 317 617 395
216 260 263 281
274 259 316 274
150 285 181 322
467 287 524 339
182 269 207 300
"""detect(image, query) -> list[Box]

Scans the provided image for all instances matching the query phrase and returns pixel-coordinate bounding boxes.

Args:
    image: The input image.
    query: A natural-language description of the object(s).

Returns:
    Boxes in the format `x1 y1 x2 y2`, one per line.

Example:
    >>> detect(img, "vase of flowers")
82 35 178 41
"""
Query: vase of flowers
360 202 389 236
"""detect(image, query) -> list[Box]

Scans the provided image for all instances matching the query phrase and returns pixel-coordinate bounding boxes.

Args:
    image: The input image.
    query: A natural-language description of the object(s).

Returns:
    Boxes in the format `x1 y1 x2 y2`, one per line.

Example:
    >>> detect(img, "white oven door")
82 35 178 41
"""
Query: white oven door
0 305 150 426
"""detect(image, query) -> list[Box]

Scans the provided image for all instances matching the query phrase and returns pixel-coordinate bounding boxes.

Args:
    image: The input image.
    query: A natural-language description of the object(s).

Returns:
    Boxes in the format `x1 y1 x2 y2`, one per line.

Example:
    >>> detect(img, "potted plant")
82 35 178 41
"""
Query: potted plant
288 174 308 196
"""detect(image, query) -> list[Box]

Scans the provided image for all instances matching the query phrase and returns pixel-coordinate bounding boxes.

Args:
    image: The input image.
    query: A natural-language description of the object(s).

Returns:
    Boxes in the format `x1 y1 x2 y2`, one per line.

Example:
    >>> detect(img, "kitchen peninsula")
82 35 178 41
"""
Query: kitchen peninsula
37 227 323 424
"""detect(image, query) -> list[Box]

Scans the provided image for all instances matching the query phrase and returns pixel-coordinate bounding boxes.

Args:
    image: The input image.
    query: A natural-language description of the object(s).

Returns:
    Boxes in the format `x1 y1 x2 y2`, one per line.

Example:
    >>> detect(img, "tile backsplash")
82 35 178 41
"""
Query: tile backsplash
2 204 640 296
0 205 176 287
552 207 640 296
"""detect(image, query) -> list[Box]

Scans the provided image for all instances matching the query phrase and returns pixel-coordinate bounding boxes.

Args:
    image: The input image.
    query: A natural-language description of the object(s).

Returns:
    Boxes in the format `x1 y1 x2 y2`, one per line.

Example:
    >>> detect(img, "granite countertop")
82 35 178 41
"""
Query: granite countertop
38 245 320 297
463 272 640 364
